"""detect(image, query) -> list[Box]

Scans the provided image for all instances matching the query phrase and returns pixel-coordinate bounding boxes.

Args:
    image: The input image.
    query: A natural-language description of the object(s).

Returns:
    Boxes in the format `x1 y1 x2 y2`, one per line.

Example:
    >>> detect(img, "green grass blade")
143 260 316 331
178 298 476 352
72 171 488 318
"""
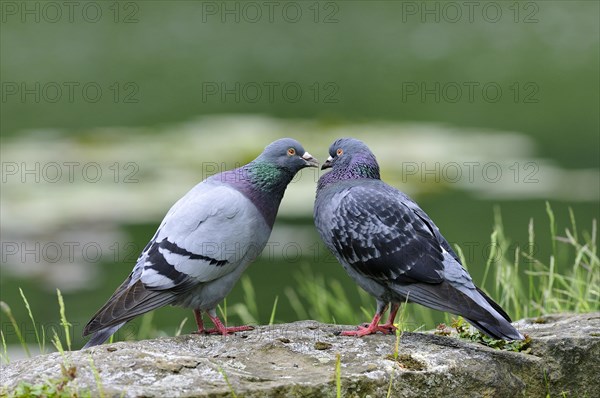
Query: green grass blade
138 311 154 341
546 201 557 257
218 366 237 398
175 317 188 337
0 330 9 364
218 298 228 326
359 306 372 321
284 287 309 320
268 296 279 326
19 288 44 354
0 301 30 357
89 354 105 398
481 230 497 290
335 353 341 398
453 243 468 271
56 289 72 351
240 276 258 321
527 217 536 307
386 368 394 398
231 303 258 325
568 207 578 242
51 328 63 353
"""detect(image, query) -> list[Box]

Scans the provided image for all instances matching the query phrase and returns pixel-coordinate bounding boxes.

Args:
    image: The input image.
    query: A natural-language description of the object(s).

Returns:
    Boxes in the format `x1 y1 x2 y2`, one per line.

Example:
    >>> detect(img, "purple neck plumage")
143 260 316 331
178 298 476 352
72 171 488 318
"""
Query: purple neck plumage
213 161 294 227
318 152 380 190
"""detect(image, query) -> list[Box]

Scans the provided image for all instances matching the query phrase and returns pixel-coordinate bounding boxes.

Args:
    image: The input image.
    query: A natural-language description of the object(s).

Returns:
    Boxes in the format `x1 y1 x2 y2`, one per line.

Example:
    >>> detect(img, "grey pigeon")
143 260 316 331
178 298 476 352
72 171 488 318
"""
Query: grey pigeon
314 138 523 340
83 138 318 348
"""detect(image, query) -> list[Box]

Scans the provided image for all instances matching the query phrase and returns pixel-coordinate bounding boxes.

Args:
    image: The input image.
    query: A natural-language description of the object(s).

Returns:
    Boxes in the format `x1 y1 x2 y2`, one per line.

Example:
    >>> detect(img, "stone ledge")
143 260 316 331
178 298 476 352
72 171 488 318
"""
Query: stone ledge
1 313 598 397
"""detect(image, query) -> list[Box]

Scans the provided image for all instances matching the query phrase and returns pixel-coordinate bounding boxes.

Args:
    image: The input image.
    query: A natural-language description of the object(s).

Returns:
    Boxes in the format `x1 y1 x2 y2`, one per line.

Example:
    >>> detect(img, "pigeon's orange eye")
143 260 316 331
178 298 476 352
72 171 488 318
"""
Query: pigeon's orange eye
287 148 296 156
336 148 343 156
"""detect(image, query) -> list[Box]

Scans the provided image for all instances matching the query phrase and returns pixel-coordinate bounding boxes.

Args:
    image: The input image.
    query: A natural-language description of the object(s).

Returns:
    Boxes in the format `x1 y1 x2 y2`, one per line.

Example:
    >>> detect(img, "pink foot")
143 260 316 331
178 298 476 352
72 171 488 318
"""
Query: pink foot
207 312 254 336
340 308 399 337
192 309 254 335
341 324 396 337
203 325 254 335
341 325 379 337
378 322 398 334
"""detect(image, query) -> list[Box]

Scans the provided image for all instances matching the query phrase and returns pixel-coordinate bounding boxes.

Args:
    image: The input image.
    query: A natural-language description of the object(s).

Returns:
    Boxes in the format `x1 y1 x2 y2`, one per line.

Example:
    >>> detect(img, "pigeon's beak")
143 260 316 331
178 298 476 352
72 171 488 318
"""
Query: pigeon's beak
301 152 319 168
321 156 333 170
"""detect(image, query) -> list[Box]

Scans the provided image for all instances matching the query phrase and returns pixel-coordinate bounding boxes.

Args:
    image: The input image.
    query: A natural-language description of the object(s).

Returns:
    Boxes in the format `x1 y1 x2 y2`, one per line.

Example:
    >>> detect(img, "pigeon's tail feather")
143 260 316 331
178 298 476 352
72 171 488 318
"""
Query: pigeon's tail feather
83 279 177 340
465 316 524 341
475 287 514 323
391 281 524 340
466 288 523 340
82 323 125 349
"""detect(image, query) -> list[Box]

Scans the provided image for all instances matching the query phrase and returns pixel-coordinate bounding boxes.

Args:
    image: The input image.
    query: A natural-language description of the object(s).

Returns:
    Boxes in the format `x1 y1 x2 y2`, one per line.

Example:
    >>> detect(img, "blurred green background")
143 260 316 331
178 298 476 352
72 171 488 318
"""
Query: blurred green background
1 1 598 351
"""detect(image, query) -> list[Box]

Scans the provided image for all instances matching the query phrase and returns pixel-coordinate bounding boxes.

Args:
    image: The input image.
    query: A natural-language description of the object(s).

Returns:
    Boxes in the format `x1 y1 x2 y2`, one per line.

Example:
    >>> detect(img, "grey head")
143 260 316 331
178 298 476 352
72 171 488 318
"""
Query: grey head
318 138 380 188
255 138 319 174
219 138 318 227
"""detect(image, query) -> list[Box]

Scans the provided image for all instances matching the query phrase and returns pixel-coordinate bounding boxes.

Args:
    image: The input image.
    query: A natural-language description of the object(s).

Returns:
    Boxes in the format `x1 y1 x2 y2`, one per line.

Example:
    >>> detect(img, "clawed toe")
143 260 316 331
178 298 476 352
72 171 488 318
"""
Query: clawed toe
339 323 397 337
377 324 397 335
204 325 254 335
340 325 376 337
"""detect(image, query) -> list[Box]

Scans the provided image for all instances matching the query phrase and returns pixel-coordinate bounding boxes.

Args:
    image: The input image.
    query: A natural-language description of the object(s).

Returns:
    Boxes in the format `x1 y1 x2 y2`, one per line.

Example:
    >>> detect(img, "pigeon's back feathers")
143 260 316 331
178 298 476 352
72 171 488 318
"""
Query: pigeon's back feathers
317 182 448 285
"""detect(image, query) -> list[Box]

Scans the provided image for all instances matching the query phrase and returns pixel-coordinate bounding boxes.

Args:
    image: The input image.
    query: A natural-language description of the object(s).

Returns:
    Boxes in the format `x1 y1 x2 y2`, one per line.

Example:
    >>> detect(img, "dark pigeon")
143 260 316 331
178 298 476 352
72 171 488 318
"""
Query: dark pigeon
314 138 523 340
82 138 318 348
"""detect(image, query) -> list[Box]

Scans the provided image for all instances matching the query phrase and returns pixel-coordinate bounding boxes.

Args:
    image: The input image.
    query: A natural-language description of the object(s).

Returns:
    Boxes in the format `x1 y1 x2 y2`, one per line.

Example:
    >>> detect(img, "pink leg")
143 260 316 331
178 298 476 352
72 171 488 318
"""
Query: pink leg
192 309 205 334
341 301 396 337
379 303 400 334
204 312 254 336
341 312 384 337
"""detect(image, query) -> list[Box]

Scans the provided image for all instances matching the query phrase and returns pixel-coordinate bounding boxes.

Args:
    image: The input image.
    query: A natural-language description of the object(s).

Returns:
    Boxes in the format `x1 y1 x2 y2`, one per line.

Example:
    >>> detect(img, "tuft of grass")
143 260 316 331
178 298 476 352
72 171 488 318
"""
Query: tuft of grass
284 264 374 325
460 205 598 322
450 317 532 352
4 291 91 398
51 329 66 361
10 364 85 398
521 205 598 316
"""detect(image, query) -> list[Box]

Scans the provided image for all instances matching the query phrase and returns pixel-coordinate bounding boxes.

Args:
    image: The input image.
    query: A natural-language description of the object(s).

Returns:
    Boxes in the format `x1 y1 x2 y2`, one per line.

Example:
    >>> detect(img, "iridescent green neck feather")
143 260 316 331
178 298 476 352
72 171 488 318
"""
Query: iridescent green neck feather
247 161 291 191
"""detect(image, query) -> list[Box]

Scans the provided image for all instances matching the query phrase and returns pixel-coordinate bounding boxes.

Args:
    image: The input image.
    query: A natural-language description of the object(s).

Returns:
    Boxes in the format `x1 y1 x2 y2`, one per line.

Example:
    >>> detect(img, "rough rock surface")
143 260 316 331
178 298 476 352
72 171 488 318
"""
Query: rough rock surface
1 313 598 397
